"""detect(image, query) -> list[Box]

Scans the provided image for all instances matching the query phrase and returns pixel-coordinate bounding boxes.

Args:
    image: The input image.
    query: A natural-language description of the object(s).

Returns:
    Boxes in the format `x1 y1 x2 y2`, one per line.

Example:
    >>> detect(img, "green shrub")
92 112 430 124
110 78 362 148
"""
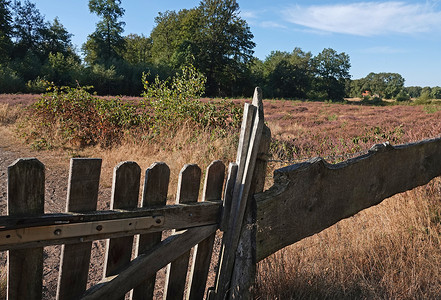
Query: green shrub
142 64 242 133
395 90 410 102
20 64 243 150
0 64 25 93
414 91 432 105
22 83 145 148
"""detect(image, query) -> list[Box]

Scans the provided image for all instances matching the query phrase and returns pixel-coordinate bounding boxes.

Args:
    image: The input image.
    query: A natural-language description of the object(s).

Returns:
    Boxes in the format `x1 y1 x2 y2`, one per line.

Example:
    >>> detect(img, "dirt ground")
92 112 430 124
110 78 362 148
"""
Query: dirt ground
0 126 116 298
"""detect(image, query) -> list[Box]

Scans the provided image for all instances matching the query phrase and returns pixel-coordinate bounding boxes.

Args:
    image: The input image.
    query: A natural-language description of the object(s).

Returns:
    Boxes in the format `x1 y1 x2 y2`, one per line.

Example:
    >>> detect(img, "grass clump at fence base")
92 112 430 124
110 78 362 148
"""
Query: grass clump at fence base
18 64 243 152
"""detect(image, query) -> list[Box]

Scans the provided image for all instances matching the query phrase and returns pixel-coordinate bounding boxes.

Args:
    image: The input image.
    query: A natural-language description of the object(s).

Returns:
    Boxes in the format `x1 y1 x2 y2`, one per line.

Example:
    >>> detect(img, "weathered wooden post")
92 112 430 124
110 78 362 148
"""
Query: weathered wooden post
212 87 271 299
7 158 45 300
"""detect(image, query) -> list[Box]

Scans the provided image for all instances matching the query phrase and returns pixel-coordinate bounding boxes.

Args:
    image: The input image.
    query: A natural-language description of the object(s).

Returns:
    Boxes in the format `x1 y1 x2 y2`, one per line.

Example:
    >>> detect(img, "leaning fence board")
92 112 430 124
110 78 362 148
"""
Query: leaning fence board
57 158 102 300
214 87 264 300
187 161 225 300
81 225 218 300
7 158 45 300
164 164 201 299
104 161 141 300
230 124 271 299
132 162 170 300
256 138 441 261
0 202 221 250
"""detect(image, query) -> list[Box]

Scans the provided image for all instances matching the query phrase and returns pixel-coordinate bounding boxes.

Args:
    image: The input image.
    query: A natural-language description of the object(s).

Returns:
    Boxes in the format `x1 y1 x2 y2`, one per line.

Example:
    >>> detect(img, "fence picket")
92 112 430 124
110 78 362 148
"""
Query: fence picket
57 158 102 300
187 161 225 300
132 162 170 300
7 158 45 300
103 161 141 299
163 164 201 299
214 88 264 299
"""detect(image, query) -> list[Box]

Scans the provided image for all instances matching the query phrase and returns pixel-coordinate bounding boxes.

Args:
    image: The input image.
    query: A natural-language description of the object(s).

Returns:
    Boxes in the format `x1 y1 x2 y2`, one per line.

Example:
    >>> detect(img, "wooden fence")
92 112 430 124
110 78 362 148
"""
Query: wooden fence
1 87 441 299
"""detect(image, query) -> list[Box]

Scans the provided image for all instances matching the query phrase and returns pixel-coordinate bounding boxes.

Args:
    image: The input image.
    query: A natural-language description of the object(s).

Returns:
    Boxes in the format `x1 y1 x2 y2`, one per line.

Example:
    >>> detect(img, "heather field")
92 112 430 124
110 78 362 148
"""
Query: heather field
0 94 440 299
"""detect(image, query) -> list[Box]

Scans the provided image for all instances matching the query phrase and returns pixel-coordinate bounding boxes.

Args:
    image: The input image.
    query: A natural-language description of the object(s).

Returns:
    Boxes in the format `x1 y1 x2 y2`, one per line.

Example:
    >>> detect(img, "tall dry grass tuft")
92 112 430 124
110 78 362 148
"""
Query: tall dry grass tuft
256 178 441 299
0 103 22 125
80 122 239 201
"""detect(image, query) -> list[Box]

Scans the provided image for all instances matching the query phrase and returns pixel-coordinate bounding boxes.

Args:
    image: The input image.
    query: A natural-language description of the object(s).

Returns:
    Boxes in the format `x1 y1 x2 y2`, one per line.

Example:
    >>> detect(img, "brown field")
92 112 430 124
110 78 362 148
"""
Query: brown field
0 94 440 299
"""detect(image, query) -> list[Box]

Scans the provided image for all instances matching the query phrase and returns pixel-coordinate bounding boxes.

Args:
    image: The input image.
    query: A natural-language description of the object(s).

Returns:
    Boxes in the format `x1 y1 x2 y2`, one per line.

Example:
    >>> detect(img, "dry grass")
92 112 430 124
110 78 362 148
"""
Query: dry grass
256 100 441 299
256 180 441 299
79 123 238 200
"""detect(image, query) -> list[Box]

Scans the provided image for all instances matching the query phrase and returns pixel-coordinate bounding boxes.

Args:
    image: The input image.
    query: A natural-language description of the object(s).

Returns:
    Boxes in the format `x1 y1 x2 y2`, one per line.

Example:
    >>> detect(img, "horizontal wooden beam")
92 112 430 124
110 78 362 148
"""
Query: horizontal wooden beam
0 201 221 250
255 137 441 261
81 225 218 300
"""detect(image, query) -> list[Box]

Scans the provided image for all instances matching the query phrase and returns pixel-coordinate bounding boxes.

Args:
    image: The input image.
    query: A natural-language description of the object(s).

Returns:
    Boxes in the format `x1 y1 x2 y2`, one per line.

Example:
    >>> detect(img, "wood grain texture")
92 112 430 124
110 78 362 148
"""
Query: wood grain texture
104 161 141 299
164 164 201 300
0 202 221 250
132 162 170 300
256 138 441 261
187 161 225 300
7 158 45 300
214 87 264 300
219 163 238 231
81 225 218 300
230 124 271 299
57 158 102 300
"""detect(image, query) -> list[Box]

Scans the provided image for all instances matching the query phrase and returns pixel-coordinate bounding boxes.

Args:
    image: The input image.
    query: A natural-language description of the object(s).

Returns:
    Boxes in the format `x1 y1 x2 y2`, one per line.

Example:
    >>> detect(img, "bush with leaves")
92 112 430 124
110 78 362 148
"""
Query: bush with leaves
22 83 145 149
142 64 242 133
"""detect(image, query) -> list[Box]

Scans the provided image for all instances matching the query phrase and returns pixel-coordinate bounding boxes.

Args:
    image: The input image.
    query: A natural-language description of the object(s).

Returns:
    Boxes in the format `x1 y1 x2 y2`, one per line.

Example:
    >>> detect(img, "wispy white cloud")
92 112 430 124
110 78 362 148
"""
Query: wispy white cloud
283 2 441 36
260 21 287 29
240 10 258 20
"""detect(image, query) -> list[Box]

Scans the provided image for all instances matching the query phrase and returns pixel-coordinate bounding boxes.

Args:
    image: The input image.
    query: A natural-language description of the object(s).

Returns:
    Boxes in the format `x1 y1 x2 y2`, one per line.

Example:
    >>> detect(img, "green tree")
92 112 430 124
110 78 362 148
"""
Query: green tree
150 9 200 68
83 0 126 66
311 48 351 101
11 0 48 59
197 0 255 96
405 86 422 98
261 48 312 99
430 86 441 99
150 0 255 96
363 72 405 99
123 33 152 65
43 51 82 86
44 17 77 58
0 0 12 62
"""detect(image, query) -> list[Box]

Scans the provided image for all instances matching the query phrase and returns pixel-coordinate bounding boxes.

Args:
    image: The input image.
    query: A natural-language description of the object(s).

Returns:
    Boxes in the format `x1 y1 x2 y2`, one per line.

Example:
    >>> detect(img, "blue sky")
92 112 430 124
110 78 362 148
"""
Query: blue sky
31 0 441 87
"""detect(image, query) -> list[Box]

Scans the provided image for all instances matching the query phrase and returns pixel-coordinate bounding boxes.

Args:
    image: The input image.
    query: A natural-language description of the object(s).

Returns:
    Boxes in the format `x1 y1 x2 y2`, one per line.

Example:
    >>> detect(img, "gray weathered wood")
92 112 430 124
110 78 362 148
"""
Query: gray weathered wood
81 225 218 300
104 161 141 300
214 87 264 300
57 158 102 300
256 138 441 261
7 158 45 300
0 201 221 251
164 164 201 300
230 124 271 299
132 162 170 300
187 161 225 300
220 163 238 231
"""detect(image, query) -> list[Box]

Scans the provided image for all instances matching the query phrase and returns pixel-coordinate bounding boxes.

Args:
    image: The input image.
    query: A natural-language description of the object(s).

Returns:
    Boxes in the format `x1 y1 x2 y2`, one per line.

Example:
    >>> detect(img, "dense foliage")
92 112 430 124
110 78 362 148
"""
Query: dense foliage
21 64 243 149
0 0 440 99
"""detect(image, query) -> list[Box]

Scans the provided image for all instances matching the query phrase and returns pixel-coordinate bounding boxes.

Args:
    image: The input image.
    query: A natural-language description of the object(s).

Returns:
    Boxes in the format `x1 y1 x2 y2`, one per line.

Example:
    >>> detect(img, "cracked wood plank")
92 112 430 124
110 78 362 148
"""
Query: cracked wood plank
256 138 441 261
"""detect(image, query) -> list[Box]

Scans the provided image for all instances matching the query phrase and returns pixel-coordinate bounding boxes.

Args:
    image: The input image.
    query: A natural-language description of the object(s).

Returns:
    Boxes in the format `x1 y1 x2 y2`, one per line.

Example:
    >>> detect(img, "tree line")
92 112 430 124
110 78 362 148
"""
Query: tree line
0 0 439 100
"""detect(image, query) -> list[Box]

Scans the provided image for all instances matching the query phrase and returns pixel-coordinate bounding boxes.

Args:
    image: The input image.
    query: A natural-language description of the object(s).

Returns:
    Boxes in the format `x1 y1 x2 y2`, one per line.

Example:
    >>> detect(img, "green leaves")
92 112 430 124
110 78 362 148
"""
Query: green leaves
142 64 242 133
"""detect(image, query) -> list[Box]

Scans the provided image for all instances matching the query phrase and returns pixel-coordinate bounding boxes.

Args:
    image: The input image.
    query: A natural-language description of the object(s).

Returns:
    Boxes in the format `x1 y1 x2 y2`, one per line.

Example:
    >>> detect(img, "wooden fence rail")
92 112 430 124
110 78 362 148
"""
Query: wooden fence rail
1 86 441 299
